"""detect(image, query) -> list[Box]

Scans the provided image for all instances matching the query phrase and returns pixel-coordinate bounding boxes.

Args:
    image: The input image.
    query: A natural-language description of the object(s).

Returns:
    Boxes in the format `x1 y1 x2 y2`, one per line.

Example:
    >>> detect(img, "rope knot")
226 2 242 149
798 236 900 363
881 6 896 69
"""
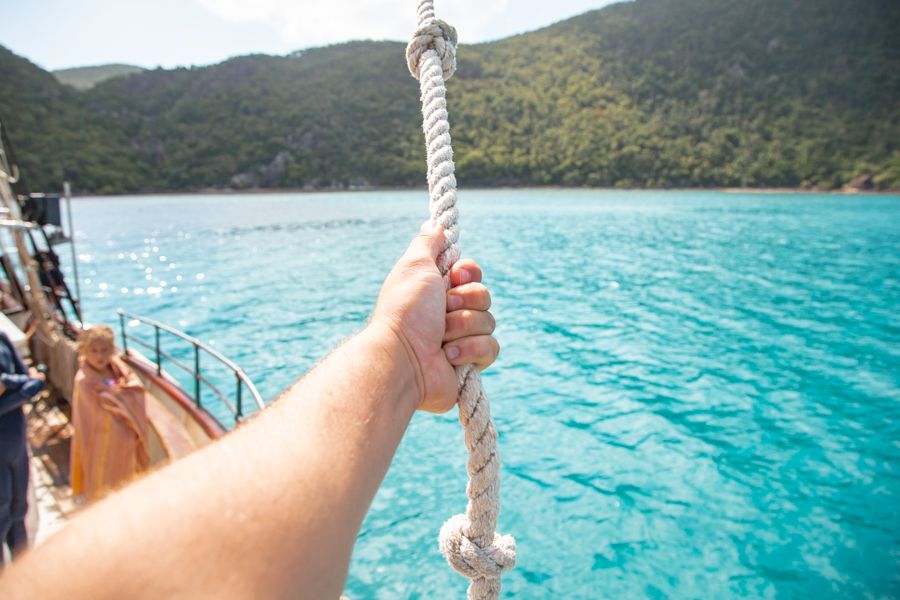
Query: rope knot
406 18 458 80
439 514 516 582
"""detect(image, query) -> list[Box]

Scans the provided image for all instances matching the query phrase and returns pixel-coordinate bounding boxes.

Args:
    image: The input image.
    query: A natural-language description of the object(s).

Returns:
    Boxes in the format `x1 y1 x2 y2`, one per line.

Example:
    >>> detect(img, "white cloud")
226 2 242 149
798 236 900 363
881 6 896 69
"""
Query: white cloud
196 0 513 48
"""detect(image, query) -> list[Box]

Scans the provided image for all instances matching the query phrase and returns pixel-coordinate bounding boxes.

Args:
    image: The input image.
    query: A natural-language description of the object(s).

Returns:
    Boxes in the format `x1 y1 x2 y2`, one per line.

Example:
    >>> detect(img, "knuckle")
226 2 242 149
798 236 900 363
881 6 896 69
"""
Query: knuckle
454 257 475 270
460 283 490 307
460 282 485 294
458 310 474 332
446 311 464 336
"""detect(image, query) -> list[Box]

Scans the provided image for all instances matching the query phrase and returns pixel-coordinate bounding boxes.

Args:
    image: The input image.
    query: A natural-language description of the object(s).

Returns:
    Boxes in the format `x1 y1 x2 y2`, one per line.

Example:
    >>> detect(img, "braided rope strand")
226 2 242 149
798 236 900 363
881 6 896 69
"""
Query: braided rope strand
406 2 515 598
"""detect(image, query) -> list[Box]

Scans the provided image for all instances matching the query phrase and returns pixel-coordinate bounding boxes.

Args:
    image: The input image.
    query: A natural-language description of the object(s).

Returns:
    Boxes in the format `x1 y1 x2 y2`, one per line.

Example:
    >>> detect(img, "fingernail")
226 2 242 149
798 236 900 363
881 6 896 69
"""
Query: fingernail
445 345 460 361
447 295 463 311
458 269 471 284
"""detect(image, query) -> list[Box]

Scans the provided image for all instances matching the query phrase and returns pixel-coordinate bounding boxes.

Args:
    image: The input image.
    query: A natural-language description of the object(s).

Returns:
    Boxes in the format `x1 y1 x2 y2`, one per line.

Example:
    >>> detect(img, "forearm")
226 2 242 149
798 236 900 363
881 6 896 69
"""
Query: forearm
1 322 419 599
0 373 30 389
262 320 421 591
0 379 43 419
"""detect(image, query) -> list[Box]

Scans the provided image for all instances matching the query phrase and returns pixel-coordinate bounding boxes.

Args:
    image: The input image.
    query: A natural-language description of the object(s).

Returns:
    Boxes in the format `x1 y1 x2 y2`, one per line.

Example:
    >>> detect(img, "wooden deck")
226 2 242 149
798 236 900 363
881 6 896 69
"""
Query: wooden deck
25 393 78 546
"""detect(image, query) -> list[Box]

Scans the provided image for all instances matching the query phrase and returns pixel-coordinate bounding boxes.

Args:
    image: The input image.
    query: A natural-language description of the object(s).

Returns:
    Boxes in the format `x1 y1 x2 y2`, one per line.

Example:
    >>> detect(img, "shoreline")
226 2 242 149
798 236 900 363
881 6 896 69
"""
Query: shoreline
69 185 900 199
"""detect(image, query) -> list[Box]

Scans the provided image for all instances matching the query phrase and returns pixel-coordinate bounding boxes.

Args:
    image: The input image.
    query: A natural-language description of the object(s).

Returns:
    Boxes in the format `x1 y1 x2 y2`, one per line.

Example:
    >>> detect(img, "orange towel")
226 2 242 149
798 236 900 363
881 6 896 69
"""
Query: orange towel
70 356 150 502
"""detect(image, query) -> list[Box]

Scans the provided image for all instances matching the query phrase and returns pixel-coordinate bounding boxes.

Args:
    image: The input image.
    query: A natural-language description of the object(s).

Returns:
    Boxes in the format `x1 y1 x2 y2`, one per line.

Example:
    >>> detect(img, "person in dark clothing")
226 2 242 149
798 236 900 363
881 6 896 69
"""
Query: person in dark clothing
0 331 44 564
35 252 65 293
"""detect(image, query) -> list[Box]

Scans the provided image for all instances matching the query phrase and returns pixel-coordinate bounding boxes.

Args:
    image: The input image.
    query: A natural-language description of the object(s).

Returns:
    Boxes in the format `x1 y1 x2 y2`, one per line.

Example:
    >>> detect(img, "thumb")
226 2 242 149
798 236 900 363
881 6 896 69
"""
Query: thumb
405 220 444 263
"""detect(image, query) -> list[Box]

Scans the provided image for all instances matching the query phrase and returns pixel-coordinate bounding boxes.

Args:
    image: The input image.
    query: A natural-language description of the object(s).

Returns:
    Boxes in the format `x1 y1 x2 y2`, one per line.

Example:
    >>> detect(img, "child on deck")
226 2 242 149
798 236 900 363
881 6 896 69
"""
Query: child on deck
70 326 150 502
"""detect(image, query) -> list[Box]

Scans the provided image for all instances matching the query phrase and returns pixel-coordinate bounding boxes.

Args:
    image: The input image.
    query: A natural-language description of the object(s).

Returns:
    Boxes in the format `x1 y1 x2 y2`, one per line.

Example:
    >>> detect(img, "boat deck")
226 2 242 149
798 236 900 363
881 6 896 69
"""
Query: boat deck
25 394 78 546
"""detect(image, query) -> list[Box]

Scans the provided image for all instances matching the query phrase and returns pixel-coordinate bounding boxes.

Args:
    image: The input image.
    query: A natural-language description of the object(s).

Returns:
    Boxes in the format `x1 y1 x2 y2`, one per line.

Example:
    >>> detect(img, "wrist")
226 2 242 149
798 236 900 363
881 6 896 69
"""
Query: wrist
363 318 425 413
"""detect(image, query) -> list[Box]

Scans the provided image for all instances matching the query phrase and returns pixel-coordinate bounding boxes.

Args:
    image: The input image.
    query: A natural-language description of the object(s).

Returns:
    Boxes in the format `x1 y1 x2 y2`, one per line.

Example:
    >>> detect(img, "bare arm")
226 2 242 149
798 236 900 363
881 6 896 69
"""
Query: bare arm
1 224 498 599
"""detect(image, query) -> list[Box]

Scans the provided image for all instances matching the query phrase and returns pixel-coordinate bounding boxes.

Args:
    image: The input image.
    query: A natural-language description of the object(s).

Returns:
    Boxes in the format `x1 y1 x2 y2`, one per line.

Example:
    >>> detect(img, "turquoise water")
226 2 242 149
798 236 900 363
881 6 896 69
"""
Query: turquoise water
62 190 898 597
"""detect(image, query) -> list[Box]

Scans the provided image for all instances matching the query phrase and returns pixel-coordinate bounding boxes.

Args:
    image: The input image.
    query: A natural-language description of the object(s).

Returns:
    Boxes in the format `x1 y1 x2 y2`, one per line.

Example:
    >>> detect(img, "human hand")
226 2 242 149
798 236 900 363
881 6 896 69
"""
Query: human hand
28 367 46 383
372 222 499 413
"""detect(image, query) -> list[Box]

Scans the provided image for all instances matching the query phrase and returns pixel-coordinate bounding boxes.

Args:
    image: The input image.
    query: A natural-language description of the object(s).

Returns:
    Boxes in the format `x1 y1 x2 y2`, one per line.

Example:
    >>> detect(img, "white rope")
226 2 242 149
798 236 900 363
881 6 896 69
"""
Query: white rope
406 3 515 598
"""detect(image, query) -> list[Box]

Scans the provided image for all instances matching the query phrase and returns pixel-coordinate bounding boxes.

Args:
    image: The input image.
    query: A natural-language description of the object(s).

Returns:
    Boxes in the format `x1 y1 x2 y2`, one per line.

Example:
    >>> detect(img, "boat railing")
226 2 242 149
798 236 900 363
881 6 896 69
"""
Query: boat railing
117 310 265 424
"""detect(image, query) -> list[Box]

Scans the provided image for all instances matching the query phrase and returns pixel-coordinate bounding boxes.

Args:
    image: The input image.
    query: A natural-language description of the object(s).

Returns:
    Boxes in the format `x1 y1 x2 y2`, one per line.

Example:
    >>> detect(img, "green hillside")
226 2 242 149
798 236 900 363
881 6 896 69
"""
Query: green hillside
53 64 145 90
1 0 898 194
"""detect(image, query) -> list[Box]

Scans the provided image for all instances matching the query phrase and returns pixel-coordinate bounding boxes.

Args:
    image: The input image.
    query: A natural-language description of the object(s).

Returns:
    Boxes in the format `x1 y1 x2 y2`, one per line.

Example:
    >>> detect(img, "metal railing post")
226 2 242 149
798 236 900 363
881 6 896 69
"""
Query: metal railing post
235 374 243 420
119 311 128 354
194 343 201 408
154 325 161 376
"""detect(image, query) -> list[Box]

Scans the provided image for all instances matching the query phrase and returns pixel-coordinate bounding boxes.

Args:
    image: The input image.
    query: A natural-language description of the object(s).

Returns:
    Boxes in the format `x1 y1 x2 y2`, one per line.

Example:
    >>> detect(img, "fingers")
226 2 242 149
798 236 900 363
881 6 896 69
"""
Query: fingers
444 269 497 370
444 335 499 371
405 221 445 263
449 258 482 287
444 309 496 343
447 283 491 312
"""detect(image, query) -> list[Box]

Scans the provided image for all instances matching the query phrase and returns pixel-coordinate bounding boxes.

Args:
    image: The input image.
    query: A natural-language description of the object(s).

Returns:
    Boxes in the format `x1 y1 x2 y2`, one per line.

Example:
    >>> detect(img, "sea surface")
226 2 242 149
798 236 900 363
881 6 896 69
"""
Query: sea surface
58 190 899 598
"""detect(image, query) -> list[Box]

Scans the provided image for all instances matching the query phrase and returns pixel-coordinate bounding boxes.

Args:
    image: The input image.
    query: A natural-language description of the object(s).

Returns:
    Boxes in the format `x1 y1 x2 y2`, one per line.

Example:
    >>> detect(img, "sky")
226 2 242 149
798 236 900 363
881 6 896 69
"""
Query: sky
1 0 619 71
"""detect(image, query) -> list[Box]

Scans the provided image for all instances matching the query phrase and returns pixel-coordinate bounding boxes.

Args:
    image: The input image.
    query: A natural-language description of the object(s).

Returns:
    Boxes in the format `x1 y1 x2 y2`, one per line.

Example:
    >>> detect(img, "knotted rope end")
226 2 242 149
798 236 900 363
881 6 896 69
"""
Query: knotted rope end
438 514 516 583
406 18 458 80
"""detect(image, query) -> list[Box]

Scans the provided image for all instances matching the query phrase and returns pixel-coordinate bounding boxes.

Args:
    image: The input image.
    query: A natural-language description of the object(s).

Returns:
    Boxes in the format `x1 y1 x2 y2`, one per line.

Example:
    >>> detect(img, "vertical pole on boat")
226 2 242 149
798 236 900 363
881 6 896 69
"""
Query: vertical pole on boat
118 310 128 354
63 178 82 314
235 374 243 421
154 325 161 375
193 343 201 407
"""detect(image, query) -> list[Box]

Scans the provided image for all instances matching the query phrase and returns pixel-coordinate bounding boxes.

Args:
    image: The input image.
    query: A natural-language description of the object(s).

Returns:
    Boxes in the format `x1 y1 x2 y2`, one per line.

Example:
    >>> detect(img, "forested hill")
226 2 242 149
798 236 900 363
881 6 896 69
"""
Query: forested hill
1 0 898 194
53 64 146 90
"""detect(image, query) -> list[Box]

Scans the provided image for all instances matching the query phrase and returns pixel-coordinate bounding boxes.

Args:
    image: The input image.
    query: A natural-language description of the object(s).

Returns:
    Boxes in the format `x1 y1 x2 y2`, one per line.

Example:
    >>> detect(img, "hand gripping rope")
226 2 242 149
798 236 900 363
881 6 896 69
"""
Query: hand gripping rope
405 2 516 598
